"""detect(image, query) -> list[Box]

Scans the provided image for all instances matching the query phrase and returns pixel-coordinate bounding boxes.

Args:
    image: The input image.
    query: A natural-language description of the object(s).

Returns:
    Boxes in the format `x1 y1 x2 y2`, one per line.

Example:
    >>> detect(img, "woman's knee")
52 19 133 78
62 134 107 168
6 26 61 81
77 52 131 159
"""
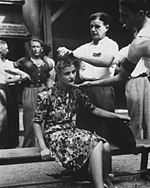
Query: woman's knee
91 141 110 157
92 141 103 155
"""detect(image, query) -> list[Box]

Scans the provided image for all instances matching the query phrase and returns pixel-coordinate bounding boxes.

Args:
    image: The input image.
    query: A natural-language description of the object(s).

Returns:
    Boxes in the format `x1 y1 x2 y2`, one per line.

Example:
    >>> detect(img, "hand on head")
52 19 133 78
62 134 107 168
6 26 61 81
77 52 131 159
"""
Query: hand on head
57 47 72 59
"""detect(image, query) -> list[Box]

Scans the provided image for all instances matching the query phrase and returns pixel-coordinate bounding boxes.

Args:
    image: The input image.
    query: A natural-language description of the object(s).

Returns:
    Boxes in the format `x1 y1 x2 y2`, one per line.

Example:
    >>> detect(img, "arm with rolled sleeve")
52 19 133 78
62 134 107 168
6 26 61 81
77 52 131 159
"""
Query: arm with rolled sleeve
82 37 149 87
73 38 119 67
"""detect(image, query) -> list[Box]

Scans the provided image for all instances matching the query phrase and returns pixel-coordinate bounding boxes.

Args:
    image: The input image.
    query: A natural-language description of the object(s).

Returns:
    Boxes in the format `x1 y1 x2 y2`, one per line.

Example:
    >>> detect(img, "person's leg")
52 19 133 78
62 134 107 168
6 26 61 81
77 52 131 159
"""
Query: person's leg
89 141 104 188
89 141 116 188
8 85 19 148
143 77 150 138
22 87 38 147
125 78 144 139
0 88 9 149
103 142 115 188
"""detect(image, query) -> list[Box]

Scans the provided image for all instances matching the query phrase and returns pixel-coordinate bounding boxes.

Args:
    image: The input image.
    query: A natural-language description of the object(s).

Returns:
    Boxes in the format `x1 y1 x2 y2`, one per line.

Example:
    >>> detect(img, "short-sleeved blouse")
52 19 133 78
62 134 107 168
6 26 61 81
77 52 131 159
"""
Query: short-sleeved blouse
15 57 50 86
34 83 106 171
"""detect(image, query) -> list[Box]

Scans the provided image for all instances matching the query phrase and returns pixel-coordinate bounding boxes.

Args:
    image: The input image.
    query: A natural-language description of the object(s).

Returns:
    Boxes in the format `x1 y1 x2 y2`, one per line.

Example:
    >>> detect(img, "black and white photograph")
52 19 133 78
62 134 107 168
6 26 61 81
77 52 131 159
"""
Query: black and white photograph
0 0 150 187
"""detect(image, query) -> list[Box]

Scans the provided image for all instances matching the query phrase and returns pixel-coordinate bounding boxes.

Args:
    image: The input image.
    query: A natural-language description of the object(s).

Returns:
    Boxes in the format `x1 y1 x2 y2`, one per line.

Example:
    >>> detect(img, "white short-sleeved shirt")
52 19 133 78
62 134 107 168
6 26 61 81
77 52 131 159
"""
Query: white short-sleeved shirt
0 59 20 84
74 36 118 79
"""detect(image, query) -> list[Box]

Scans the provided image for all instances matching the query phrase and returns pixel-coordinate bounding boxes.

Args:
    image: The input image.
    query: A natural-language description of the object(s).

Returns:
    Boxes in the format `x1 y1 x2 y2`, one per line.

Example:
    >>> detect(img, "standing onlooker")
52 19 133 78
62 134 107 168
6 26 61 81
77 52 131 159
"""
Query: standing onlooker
0 40 29 148
58 12 118 141
115 45 150 139
14 38 55 147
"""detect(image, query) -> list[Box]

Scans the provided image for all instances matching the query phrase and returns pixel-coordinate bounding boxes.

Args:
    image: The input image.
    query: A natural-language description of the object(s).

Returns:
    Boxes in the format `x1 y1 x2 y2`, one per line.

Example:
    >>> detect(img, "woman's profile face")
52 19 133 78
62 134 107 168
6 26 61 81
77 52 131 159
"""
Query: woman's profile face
59 64 76 87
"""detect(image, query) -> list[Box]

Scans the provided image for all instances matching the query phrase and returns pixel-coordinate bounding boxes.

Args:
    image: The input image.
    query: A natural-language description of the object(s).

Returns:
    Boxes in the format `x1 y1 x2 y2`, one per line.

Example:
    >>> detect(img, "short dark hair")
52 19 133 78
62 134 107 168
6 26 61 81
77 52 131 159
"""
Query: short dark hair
119 0 146 13
43 42 51 56
89 12 111 26
29 37 43 48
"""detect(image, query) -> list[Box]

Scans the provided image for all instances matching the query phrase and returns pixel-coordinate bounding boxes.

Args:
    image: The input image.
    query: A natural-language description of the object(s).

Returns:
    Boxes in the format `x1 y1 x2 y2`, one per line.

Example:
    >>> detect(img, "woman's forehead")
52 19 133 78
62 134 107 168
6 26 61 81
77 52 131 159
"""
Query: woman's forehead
90 19 104 26
30 40 42 47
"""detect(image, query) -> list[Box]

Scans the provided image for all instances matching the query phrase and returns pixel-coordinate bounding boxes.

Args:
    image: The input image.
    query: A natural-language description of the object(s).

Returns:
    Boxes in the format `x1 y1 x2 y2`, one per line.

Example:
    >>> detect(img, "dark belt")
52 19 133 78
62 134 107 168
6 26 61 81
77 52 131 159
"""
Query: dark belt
129 73 148 79
27 83 46 88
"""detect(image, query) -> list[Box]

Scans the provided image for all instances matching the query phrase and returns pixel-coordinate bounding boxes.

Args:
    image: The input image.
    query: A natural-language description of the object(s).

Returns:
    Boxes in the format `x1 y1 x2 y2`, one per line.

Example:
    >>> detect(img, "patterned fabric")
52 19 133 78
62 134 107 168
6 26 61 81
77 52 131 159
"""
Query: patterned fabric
34 83 106 171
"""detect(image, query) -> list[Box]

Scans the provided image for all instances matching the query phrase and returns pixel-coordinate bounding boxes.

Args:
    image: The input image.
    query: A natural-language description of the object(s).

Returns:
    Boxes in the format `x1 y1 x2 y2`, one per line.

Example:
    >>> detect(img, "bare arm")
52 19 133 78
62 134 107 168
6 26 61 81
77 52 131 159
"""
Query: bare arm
6 76 22 84
128 37 150 63
77 41 143 87
33 123 47 150
76 37 150 88
73 51 114 67
92 107 130 121
57 46 115 67
5 67 31 80
14 69 31 80
33 122 51 160
77 66 129 87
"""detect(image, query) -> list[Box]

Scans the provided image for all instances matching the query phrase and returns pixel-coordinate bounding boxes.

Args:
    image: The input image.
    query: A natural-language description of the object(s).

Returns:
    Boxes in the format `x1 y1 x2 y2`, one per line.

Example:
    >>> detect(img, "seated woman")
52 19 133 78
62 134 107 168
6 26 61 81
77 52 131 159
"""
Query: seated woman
33 55 129 188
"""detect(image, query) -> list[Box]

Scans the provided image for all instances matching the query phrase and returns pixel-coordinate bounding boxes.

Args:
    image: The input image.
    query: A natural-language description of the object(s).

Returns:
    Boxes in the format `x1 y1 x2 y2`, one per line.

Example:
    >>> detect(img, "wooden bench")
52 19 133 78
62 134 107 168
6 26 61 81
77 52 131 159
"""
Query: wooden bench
0 139 150 187
111 139 150 177
0 140 150 169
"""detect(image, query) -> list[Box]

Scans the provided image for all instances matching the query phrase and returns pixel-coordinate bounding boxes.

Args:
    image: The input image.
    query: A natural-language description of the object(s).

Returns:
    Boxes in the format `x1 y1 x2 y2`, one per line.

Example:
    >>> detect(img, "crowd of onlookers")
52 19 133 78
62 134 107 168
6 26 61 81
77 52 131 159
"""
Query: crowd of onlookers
0 38 55 149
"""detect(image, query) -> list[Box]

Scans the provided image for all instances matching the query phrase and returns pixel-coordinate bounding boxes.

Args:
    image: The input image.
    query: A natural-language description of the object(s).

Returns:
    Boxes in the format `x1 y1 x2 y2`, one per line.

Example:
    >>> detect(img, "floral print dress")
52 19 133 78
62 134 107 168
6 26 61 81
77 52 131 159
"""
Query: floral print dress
34 83 106 171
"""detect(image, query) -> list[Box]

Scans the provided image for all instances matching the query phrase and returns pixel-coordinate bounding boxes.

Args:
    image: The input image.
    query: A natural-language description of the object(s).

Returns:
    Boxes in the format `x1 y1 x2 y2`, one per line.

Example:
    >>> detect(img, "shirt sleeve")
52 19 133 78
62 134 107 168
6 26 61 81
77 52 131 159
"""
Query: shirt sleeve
103 40 119 58
76 88 96 112
116 45 130 63
5 60 21 79
44 56 55 71
73 44 88 57
14 57 25 69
